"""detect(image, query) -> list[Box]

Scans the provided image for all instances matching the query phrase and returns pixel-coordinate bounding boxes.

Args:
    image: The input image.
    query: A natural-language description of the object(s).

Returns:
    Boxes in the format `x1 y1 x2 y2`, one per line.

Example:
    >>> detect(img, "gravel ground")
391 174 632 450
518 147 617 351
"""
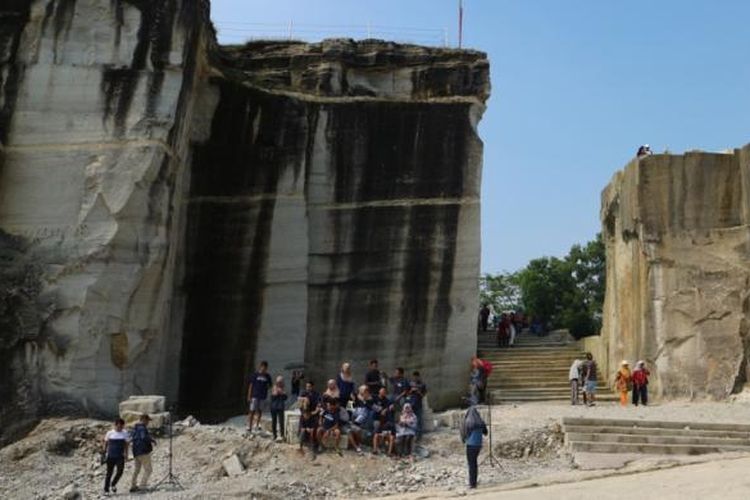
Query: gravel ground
2 398 749 499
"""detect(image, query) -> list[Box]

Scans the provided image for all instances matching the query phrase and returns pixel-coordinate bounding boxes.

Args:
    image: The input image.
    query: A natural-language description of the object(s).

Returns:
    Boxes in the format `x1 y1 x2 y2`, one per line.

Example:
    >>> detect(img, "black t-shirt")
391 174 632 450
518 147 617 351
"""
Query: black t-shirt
365 369 382 392
249 372 272 400
300 389 320 411
321 409 340 430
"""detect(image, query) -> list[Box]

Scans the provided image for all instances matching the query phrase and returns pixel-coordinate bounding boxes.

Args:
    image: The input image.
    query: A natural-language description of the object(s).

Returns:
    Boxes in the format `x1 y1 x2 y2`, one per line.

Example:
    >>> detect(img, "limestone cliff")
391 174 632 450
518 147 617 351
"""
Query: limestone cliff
601 145 750 399
0 0 488 435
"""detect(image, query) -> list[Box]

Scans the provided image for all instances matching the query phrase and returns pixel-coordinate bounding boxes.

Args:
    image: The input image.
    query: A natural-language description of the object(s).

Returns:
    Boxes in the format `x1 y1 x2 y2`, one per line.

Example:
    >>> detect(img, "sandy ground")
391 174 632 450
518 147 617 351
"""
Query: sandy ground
1 398 749 499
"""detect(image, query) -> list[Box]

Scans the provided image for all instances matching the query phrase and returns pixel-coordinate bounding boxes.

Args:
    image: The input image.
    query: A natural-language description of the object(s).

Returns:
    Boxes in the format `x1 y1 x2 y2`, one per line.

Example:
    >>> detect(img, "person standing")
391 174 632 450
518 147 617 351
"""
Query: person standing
247 360 273 432
407 371 427 438
632 360 651 406
583 352 598 406
460 406 488 489
364 359 383 395
129 414 156 493
469 356 486 406
479 304 490 332
102 418 129 495
389 367 409 407
568 359 582 406
336 362 356 407
270 375 288 442
615 360 632 407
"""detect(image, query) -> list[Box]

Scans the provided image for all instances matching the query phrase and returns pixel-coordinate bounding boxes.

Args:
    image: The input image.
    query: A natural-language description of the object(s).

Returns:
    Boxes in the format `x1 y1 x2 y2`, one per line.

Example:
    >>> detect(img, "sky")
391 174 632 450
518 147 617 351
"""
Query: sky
210 0 750 274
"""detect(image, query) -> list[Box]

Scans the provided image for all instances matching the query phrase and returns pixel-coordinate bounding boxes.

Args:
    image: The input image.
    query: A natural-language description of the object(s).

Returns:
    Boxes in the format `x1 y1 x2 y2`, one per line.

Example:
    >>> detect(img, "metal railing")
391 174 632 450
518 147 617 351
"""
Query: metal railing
214 21 451 47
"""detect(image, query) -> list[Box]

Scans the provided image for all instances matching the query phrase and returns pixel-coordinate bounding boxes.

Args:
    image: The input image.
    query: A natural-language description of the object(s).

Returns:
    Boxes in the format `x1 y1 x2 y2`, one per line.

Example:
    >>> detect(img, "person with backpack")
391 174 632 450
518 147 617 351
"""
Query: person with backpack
460 405 488 489
129 414 156 493
469 356 487 405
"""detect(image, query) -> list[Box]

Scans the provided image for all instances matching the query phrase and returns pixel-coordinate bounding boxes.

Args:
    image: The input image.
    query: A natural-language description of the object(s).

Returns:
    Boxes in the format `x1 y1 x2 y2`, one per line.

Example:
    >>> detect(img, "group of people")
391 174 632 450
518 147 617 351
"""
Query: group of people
101 414 157 495
246 359 428 459
614 359 651 406
568 354 650 406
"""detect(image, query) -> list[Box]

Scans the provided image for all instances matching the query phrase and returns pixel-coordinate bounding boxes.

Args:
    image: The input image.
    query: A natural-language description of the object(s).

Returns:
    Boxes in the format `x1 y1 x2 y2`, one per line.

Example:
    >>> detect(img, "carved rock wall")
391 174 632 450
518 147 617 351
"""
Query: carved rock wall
0 0 488 434
601 145 750 398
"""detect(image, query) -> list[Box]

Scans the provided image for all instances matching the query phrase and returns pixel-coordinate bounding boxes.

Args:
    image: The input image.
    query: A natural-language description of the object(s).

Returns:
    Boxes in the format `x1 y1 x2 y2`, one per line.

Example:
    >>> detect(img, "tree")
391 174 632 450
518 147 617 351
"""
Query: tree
480 234 605 338
479 272 520 313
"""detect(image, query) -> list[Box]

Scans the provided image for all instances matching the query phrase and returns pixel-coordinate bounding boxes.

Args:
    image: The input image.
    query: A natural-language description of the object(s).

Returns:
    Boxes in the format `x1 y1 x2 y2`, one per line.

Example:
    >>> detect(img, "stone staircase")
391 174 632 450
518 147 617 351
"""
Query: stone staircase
478 329 613 403
563 417 750 455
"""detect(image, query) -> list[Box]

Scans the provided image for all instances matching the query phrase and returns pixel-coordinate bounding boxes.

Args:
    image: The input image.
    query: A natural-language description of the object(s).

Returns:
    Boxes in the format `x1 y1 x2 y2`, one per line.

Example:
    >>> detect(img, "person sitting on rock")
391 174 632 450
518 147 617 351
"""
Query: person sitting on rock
298 407 318 458
348 385 374 454
395 403 418 458
637 144 652 158
299 380 321 415
372 388 396 456
316 399 343 456
322 378 340 405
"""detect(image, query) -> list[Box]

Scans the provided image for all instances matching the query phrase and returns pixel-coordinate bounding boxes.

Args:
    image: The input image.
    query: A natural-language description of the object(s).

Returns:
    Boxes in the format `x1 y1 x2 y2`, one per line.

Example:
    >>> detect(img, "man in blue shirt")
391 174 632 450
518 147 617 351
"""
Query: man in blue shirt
406 371 427 438
316 399 343 456
460 407 488 489
247 361 272 432
129 414 156 492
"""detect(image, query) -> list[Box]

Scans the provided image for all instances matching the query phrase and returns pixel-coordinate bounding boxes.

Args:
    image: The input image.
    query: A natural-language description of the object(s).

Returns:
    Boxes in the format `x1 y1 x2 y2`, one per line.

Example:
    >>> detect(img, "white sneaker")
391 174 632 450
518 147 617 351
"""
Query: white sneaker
275 436 283 443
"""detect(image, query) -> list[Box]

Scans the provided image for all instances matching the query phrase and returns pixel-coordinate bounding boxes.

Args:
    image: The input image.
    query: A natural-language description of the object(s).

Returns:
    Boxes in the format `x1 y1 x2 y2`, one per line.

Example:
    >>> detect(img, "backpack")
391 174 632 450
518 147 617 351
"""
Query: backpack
481 359 493 378
131 425 152 456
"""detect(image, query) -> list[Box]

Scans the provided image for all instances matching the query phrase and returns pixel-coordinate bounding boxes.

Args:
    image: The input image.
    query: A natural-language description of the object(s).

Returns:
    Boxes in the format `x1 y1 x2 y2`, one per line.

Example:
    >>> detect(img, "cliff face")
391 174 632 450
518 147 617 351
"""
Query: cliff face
0 1 488 433
601 145 750 399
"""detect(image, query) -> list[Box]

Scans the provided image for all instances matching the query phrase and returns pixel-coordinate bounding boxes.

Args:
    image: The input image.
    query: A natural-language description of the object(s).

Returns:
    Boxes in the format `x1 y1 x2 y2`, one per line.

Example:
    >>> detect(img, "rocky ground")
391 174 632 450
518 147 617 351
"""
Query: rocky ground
2 399 749 499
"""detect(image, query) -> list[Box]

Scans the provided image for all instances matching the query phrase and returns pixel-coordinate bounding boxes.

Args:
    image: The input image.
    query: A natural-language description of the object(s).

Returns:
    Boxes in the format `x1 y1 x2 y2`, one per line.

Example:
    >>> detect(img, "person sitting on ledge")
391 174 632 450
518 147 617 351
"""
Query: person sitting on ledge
317 399 343 456
298 407 318 459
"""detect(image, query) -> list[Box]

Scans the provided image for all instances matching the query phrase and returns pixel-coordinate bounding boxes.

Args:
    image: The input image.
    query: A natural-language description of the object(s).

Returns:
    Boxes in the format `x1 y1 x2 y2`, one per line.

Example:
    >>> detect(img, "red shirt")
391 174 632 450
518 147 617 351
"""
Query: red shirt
632 369 650 385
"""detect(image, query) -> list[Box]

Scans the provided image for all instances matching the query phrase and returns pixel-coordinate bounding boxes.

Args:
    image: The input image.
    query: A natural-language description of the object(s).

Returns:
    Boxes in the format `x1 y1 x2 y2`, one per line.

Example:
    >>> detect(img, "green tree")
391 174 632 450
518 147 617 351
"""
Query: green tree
479 271 520 313
480 234 605 338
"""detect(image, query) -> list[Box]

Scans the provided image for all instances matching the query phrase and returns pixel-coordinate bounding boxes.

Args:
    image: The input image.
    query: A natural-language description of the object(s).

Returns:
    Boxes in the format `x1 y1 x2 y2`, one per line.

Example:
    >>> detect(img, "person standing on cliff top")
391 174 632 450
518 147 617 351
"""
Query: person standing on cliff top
247 360 272 432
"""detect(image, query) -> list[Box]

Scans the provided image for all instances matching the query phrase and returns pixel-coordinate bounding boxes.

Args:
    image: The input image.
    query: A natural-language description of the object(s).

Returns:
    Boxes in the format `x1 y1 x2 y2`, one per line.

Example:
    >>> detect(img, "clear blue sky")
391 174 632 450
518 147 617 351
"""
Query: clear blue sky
211 0 750 274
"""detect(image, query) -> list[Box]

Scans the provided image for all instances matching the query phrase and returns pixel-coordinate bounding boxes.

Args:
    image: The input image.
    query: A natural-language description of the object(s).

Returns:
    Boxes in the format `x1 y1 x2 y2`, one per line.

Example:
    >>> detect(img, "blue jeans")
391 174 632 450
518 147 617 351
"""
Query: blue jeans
466 445 481 487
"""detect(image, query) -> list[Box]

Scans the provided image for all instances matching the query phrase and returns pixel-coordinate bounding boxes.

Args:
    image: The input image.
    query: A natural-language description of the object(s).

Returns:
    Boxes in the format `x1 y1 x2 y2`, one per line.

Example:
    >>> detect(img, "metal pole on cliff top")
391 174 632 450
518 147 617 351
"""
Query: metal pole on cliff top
458 0 464 48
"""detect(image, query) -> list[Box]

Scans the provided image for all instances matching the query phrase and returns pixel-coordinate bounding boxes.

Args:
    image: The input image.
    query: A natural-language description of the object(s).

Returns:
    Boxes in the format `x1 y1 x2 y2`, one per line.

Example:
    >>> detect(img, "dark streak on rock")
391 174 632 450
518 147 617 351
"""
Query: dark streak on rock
52 0 76 64
179 80 306 421
0 1 30 146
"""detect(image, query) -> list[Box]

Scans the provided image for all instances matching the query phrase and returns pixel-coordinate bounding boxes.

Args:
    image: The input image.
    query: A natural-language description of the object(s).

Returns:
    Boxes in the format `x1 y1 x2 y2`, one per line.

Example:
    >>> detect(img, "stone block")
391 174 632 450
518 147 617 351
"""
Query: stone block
222 454 244 477
118 395 166 416
121 411 170 429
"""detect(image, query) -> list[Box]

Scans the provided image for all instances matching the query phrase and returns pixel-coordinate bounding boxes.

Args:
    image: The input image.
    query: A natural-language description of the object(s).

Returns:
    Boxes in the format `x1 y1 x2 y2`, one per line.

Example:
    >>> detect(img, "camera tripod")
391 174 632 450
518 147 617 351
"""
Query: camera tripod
479 393 501 468
154 408 184 490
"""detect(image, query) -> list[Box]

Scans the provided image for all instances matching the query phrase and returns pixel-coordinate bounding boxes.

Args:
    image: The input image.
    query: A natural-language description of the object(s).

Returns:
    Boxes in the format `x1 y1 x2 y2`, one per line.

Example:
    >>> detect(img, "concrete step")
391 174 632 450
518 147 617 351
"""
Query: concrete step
563 424 750 439
492 394 619 403
568 441 750 455
562 417 750 433
566 432 750 447
489 381 606 389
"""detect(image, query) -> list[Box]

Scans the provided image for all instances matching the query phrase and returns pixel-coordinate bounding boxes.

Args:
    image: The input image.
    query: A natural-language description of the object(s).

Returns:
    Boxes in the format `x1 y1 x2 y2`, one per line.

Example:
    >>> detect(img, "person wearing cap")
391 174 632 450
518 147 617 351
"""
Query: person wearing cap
631 360 651 406
614 360 632 407
129 414 156 492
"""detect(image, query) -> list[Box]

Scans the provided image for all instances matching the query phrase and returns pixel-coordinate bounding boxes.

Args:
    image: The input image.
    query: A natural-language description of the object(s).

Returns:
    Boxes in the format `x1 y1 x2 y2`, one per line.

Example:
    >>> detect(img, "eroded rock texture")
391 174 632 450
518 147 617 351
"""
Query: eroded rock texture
0 0 488 434
601 145 750 399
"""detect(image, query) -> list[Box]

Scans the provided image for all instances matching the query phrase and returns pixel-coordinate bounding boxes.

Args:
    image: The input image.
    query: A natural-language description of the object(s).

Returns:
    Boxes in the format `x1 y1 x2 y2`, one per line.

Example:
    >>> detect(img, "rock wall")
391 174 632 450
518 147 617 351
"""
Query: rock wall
601 145 750 399
0 0 488 434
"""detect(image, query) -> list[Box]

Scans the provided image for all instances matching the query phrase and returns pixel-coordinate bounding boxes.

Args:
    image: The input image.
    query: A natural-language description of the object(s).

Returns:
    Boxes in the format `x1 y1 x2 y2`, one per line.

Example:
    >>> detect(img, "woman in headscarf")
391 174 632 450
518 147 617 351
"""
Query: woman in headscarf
460 406 488 489
614 360 632 407
322 378 340 404
336 362 356 407
396 402 418 458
